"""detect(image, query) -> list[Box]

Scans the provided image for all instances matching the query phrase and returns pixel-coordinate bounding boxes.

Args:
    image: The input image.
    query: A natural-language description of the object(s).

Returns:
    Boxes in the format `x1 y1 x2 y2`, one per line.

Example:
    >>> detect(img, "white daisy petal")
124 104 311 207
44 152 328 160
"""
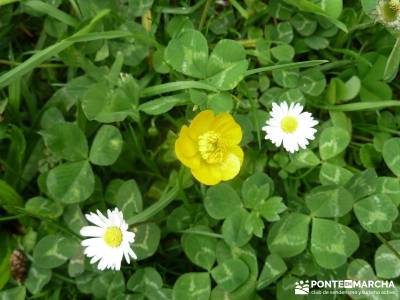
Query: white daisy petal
80 207 137 271
80 226 104 237
262 101 318 153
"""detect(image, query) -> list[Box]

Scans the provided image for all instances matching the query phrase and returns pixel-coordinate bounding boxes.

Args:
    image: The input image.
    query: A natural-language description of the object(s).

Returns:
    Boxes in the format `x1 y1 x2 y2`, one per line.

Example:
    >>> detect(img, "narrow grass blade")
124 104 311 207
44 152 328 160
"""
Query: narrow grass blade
24 0 79 27
245 60 328 76
141 81 218 98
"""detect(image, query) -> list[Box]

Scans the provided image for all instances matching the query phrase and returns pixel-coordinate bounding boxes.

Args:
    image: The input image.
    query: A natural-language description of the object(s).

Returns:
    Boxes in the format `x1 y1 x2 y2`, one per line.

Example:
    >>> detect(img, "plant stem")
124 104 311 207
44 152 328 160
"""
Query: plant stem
198 0 212 31
0 214 25 222
127 183 178 225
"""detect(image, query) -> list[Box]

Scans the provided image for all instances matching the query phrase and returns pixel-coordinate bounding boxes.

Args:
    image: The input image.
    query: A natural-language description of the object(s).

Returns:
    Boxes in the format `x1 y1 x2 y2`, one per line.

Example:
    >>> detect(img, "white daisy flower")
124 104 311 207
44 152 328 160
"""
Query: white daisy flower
80 208 137 271
262 101 318 153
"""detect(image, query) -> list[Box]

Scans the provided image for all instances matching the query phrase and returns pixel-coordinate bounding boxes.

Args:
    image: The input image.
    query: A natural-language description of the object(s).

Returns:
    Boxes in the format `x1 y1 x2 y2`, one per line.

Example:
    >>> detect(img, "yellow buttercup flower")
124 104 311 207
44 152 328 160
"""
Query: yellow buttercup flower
175 110 244 185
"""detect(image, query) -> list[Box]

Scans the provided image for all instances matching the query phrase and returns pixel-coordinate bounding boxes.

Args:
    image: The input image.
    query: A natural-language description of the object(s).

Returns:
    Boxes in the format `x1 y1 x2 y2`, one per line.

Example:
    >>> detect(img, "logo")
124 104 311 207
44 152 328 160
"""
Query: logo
293 279 396 296
295 280 310 295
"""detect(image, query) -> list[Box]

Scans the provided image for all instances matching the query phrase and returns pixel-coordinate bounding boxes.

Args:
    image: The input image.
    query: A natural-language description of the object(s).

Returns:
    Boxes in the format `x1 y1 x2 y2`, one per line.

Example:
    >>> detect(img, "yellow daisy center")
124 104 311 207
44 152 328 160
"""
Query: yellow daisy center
281 116 298 133
198 131 226 164
390 0 400 12
103 226 123 248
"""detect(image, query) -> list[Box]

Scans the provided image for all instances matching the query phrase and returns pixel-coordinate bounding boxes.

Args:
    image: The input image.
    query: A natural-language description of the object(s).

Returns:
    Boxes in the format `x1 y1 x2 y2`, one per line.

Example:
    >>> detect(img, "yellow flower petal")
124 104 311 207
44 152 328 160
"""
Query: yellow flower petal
176 126 197 156
229 145 244 164
189 110 215 139
213 113 242 145
191 163 222 185
219 153 242 181
175 126 201 169
175 143 201 169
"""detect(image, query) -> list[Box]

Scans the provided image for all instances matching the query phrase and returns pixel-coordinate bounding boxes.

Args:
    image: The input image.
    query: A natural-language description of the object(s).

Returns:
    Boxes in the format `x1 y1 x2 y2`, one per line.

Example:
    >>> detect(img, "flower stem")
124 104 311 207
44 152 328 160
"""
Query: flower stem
127 183 179 225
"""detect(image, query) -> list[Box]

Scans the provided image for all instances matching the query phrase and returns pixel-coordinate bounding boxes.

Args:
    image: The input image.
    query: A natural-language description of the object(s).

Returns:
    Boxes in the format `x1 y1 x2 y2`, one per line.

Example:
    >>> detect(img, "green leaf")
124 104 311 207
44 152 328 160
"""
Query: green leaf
288 149 320 169
321 0 343 19
205 183 242 220
360 143 381 168
0 232 11 289
173 273 211 300
25 196 63 219
182 226 217 271
139 93 188 115
47 161 95 204
383 138 400 177
127 267 162 293
384 37 400 82
116 179 143 219
68 251 85 278
341 76 361 101
0 287 26 300
207 92 234 113
290 13 317 36
107 272 126 300
211 258 249 292
271 45 295 61
33 235 79 269
267 213 310 257
375 176 400 205
306 185 354 217
346 169 378 200
24 265 52 294
319 162 353 185
311 218 359 269
272 69 299 88
165 30 208 78
361 0 378 15
257 254 287 290
257 197 287 222
205 39 248 90
63 204 87 234
375 240 400 279
167 205 192 232
304 36 329 50
360 80 392 102
222 208 253 247
347 259 376 280
81 83 138 123
241 172 273 208
41 122 88 161
0 179 23 213
132 223 161 260
89 125 123 166
319 127 351 160
276 22 294 43
268 0 293 20
283 0 348 32
299 68 326 96
354 194 398 233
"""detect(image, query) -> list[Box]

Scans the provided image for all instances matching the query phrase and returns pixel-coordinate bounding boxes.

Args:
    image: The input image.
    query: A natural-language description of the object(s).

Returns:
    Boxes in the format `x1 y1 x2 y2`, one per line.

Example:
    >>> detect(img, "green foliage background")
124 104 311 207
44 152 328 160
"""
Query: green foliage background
1 0 400 299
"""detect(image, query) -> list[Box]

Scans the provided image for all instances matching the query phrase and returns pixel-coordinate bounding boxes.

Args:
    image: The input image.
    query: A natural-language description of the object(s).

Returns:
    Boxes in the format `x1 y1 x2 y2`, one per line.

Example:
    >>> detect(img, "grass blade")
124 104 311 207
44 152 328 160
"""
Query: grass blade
245 60 328 76
24 0 79 27
320 101 400 111
141 81 217 98
0 10 111 90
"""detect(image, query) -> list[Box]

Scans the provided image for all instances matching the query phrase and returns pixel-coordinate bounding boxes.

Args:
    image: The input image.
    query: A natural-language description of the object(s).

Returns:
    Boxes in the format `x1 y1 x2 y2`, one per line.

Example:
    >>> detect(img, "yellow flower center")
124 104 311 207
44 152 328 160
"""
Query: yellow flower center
198 131 226 164
390 0 400 12
103 226 123 248
281 116 298 133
